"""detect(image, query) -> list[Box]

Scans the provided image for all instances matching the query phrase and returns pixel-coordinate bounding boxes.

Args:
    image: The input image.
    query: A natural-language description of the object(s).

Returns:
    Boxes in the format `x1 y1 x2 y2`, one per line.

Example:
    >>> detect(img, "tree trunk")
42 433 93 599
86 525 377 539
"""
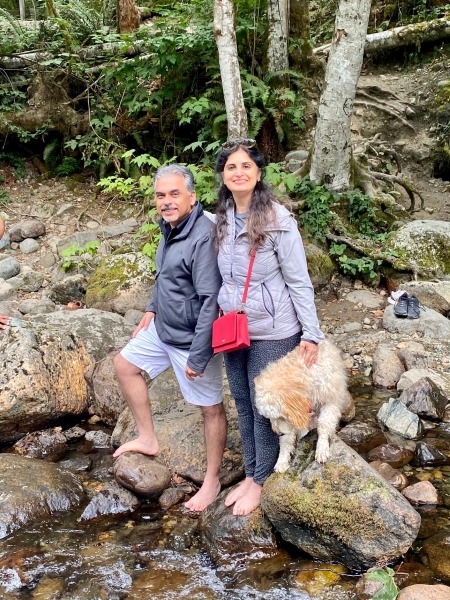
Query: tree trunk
309 0 372 191
267 0 289 73
213 0 248 139
289 0 314 69
116 0 140 33
18 0 26 20
314 17 450 56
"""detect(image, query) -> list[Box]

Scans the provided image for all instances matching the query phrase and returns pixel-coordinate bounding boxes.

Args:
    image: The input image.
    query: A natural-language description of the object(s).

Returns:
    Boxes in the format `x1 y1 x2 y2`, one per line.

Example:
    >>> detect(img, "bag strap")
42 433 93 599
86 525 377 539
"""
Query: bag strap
241 249 256 305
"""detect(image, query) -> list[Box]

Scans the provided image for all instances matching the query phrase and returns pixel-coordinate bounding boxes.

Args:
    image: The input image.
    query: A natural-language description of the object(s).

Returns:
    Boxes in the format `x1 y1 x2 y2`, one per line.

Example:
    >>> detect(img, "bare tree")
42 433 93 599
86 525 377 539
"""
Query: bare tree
213 0 248 139
289 0 314 70
116 0 140 34
309 0 372 191
18 0 25 20
267 0 289 73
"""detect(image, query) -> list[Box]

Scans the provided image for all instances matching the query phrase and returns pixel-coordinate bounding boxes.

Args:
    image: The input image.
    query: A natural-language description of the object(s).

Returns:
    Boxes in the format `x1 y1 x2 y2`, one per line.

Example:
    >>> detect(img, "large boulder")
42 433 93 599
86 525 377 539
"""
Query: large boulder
385 220 450 277
0 455 84 539
90 350 126 425
402 281 450 315
261 432 421 571
28 308 133 361
383 304 450 340
304 244 336 289
85 252 154 314
0 323 92 443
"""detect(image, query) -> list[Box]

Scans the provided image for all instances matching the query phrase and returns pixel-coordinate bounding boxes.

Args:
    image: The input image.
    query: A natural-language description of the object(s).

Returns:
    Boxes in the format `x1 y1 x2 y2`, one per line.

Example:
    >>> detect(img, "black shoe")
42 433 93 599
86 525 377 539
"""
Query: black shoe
394 292 408 317
407 295 420 319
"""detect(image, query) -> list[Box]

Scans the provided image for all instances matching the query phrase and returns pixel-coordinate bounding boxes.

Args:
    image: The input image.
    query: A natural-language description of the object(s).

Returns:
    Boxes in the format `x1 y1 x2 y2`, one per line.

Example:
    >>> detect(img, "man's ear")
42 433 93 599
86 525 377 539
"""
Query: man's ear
191 190 197 206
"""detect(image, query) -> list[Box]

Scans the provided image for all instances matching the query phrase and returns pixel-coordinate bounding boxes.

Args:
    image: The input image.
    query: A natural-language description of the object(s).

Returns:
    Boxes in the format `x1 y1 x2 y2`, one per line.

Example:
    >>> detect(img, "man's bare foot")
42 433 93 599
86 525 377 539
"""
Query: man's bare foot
232 481 263 516
184 477 221 512
224 477 253 507
112 436 159 458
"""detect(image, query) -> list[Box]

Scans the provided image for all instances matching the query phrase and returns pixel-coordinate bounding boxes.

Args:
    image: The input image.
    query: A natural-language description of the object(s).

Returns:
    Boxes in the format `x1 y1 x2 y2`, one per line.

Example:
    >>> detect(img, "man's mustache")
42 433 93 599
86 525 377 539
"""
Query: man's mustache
161 205 177 211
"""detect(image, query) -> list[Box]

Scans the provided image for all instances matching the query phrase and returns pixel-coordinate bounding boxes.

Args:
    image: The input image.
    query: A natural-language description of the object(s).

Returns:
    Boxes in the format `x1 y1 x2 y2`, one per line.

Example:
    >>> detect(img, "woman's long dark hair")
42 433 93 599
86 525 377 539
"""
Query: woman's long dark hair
214 145 277 251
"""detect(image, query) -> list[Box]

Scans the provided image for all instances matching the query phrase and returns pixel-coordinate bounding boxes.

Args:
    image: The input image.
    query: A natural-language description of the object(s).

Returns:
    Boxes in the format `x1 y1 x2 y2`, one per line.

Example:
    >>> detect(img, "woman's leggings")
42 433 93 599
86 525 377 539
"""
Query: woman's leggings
224 332 302 484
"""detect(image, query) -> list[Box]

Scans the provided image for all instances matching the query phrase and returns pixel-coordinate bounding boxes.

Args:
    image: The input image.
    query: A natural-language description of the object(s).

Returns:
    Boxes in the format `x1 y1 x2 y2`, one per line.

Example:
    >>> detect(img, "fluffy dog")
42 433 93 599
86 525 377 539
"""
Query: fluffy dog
254 339 348 472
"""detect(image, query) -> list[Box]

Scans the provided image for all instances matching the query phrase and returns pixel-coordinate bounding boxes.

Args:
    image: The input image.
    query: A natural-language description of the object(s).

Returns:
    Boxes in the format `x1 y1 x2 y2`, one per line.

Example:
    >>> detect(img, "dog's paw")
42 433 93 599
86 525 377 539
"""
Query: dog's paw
274 459 289 473
315 439 330 464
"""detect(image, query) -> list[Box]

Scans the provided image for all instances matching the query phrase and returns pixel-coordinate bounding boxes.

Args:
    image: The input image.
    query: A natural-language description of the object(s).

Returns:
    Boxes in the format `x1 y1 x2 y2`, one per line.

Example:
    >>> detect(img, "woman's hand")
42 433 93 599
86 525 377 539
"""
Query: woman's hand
298 340 318 368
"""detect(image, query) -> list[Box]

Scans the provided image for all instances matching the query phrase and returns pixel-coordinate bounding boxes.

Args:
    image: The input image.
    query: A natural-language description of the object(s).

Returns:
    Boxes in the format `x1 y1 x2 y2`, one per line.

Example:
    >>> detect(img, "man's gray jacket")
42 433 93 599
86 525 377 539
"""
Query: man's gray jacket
145 202 221 373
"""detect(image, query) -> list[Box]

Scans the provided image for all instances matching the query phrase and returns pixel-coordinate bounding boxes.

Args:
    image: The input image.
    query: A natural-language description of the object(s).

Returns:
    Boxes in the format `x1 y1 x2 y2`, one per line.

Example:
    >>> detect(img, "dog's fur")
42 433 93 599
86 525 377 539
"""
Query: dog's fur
254 339 348 472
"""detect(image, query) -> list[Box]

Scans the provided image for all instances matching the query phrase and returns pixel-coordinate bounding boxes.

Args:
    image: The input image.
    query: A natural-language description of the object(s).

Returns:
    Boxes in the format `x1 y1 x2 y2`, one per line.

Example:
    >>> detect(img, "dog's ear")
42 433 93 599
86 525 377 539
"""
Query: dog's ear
281 394 311 430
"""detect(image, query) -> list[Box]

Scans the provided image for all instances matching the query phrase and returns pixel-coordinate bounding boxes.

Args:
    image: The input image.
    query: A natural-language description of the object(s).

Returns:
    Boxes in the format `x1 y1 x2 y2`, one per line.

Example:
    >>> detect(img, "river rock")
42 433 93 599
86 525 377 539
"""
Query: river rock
420 528 450 583
397 369 450 396
355 574 384 599
85 252 154 314
49 273 88 304
398 377 448 420
402 281 450 315
0 455 84 539
0 324 92 443
17 298 56 314
372 344 405 388
338 421 386 451
402 481 442 505
113 453 171 499
158 487 187 509
370 461 409 490
261 431 421 570
304 244 335 289
28 308 133 361
7 271 44 292
398 584 450 600
346 290 385 309
367 444 414 468
393 562 435 589
377 398 424 439
385 220 450 277
63 425 86 441
8 220 45 242
397 343 436 370
79 481 140 521
0 257 20 280
199 489 278 571
90 350 126 426
412 442 449 467
383 304 450 339
12 428 68 461
59 456 92 473
19 238 40 253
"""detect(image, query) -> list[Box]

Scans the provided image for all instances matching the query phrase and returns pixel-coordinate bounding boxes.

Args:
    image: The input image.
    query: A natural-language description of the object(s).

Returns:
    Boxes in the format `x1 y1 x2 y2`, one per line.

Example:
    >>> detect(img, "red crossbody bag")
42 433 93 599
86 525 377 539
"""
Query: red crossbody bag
212 250 256 354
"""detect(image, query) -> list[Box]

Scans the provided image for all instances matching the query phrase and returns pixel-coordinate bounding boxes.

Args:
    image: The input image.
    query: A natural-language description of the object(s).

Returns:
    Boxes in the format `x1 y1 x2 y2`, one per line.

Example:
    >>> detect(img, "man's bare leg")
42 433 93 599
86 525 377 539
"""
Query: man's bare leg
113 353 159 458
184 402 227 512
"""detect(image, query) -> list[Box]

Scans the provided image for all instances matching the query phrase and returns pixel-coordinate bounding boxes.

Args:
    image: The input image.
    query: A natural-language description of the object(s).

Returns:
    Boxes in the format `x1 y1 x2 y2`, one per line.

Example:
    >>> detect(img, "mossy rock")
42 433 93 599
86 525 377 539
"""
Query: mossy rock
261 431 421 570
304 243 336 289
85 252 155 314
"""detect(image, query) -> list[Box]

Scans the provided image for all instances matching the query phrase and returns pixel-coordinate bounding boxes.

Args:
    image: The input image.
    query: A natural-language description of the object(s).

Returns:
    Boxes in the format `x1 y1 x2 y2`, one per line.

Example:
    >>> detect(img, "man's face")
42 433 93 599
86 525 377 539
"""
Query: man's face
155 174 196 228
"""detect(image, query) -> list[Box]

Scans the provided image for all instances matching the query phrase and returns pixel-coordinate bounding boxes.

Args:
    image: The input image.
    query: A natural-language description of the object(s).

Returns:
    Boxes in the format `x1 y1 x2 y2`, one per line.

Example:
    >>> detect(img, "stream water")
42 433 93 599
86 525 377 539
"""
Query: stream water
1 385 449 599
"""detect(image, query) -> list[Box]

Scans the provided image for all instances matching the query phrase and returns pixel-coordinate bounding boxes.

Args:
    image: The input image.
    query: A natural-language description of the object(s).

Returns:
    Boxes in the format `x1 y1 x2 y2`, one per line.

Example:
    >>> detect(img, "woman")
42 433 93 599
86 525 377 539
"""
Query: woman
214 140 324 516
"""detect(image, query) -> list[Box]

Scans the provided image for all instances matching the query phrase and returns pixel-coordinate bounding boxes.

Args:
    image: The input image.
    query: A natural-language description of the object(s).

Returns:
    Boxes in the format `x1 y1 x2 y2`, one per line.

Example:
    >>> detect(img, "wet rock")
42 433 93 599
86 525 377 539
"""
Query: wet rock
445 405 450 422
355 573 384 599
165 518 199 552
261 431 421 570
368 444 414 468
398 584 450 600
59 456 92 472
56 231 99 257
79 481 140 521
18 298 55 314
28 308 133 361
383 304 450 340
346 290 385 309
293 561 347 595
403 481 443 505
85 430 111 448
85 252 155 314
377 398 424 439
304 244 336 289
338 421 385 451
0 324 92 443
420 527 450 583
412 442 449 467
418 507 450 538
370 461 409 490
7 271 44 292
158 487 187 509
90 350 126 426
49 274 87 304
402 281 450 316
32 575 66 599
0 548 43 591
19 238 40 254
12 428 68 461
399 378 448 421
394 562 435 589
113 453 171 499
0 257 20 280
372 344 405 388
8 220 45 242
90 454 114 482
199 488 278 570
62 425 86 441
0 455 84 539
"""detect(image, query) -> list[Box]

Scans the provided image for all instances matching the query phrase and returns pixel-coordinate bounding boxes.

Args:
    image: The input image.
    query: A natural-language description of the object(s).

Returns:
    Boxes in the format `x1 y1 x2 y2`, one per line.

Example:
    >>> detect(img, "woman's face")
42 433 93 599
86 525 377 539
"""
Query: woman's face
222 148 261 197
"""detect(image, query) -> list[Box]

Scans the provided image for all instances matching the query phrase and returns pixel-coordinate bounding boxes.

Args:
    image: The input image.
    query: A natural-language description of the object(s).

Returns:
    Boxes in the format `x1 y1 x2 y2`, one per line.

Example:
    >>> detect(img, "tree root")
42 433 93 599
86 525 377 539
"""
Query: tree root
353 100 415 132
326 232 397 265
368 170 425 212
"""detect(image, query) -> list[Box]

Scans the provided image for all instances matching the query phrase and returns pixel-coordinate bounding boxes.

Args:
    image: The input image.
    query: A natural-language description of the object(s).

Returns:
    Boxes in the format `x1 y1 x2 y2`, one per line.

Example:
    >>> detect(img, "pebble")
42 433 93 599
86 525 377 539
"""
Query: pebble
19 238 40 253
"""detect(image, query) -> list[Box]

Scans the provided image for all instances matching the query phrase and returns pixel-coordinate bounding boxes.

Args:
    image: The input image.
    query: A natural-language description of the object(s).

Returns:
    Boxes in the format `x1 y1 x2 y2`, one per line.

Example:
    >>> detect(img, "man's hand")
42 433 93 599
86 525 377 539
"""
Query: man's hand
298 340 318 368
132 311 155 338
0 315 11 330
185 366 204 381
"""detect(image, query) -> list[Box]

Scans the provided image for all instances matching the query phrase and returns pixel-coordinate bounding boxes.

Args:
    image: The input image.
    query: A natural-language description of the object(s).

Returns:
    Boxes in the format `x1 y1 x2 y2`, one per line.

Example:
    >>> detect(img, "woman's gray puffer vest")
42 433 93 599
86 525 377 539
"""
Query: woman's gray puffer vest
217 202 325 344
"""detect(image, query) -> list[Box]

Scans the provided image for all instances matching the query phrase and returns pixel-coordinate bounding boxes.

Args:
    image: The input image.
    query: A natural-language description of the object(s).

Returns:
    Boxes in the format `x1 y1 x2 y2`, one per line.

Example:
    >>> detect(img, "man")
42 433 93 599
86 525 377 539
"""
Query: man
113 164 227 512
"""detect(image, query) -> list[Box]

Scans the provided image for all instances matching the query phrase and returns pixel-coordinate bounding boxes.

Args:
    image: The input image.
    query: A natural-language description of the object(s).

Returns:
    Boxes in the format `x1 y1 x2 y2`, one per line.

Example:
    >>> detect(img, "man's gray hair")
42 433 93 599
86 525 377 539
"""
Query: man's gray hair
154 164 195 193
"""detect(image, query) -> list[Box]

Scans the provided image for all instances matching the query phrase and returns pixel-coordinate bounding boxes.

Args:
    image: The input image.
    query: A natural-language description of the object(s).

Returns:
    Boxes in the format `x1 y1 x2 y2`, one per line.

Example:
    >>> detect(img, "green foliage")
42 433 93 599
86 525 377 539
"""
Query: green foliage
61 240 100 271
296 177 337 242
330 243 381 282
54 156 81 176
0 151 25 180
0 188 11 207
343 189 377 237
137 208 162 269
365 567 399 600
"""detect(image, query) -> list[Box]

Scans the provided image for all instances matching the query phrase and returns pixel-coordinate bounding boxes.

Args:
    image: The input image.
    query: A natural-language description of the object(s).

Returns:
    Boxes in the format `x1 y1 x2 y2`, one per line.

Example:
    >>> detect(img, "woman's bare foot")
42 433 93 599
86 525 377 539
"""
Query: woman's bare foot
184 476 221 512
232 481 263 516
112 436 159 458
224 477 253 507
